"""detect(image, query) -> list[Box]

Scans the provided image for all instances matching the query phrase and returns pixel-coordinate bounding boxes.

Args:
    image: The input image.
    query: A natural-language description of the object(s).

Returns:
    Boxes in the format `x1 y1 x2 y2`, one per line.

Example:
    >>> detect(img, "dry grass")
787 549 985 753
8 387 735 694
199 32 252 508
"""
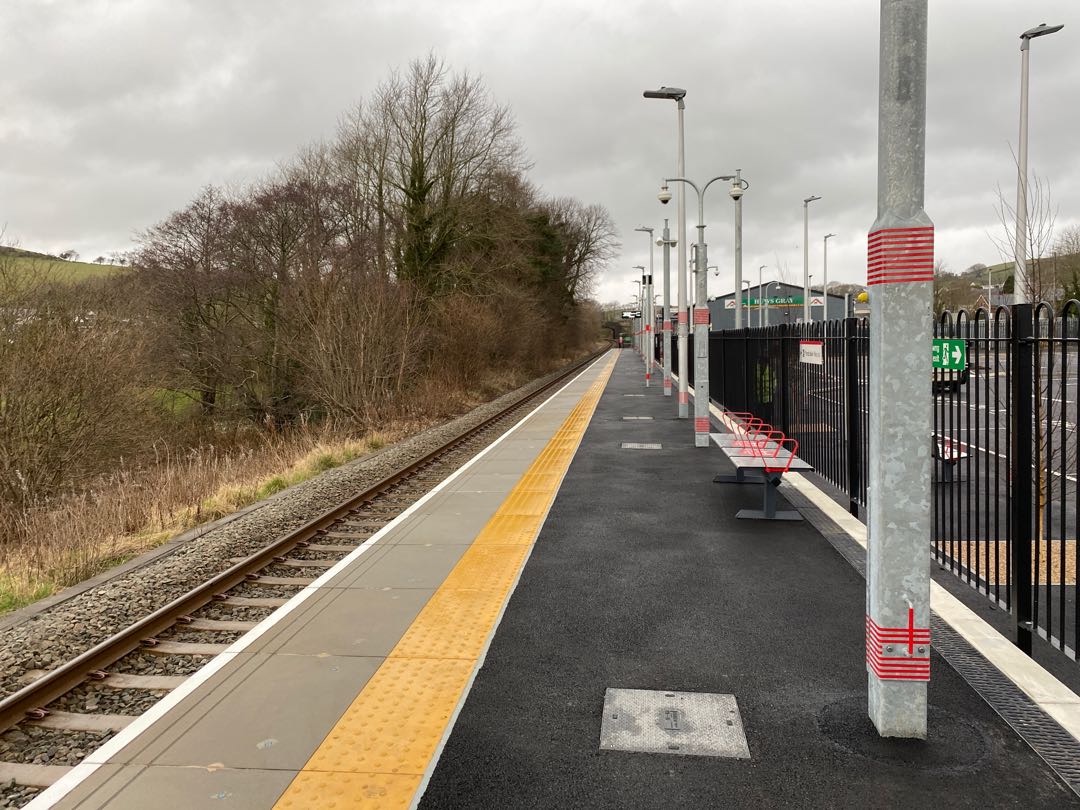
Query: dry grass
0 424 404 614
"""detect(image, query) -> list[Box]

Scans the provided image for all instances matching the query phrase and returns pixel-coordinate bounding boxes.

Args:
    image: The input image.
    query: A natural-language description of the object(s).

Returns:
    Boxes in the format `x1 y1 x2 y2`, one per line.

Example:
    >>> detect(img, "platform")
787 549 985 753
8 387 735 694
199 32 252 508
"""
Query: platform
33 349 1080 808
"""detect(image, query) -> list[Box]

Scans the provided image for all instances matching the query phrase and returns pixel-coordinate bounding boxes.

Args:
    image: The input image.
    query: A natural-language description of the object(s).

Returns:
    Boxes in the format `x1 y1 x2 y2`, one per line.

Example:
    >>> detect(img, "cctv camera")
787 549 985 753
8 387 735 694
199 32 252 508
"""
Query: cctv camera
658 187 672 205
728 185 744 201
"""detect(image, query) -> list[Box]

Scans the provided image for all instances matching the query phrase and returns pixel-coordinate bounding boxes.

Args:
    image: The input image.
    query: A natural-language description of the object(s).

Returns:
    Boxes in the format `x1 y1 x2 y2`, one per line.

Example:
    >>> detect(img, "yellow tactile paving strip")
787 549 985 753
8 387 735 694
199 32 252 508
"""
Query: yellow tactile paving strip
274 355 615 810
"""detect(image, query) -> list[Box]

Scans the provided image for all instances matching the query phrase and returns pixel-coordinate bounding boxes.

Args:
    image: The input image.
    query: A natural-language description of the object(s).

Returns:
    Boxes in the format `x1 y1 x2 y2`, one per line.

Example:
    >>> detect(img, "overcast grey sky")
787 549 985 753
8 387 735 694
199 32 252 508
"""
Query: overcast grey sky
2 1 1078 306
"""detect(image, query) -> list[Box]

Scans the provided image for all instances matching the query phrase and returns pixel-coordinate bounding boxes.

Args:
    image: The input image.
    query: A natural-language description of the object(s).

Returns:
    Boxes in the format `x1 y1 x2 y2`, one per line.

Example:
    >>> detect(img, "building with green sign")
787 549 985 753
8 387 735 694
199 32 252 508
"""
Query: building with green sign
706 281 849 330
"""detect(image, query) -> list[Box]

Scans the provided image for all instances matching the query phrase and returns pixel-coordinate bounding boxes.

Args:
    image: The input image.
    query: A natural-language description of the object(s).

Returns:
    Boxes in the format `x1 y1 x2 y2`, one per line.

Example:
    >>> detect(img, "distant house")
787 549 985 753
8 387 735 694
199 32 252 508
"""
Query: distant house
706 281 848 330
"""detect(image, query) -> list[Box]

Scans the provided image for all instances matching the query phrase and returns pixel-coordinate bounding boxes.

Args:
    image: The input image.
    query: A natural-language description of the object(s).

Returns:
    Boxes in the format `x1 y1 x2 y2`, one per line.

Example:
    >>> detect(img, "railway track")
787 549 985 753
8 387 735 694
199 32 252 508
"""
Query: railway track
0 349 605 807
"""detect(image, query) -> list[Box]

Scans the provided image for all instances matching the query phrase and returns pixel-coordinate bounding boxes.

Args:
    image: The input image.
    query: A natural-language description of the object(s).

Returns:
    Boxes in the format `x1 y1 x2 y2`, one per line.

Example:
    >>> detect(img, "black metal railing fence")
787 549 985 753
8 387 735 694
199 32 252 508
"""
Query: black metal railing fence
670 303 1080 662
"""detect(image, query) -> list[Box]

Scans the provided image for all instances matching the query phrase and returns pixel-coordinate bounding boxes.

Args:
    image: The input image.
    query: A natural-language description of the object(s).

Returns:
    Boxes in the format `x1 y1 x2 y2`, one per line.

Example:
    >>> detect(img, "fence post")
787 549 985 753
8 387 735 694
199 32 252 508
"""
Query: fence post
844 317 861 517
778 324 790 433
1010 302 1035 655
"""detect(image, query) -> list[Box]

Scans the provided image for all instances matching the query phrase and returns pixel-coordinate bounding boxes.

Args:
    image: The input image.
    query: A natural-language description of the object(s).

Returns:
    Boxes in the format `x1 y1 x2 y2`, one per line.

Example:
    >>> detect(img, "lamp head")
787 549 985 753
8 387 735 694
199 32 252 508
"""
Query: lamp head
643 86 687 101
804 195 822 205
634 226 653 234
1021 23 1064 44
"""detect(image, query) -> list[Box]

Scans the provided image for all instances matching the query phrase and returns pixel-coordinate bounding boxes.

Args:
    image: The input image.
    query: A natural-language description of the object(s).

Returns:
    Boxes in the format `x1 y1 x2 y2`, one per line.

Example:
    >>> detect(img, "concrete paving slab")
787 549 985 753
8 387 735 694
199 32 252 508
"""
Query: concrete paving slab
250 586 435 656
380 512 493 546
318 543 469 591
413 488 510 519
67 764 295 810
123 653 380 770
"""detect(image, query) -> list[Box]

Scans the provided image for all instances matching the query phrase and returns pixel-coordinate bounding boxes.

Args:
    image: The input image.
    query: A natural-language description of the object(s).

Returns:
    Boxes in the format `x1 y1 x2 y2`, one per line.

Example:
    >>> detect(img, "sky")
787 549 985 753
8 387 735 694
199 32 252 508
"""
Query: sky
2 0 1078 308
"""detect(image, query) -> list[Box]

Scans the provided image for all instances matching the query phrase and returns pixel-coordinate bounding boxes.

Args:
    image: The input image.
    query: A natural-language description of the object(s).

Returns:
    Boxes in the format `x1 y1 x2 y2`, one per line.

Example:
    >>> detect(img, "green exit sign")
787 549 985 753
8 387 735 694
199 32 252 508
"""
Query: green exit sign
932 339 966 370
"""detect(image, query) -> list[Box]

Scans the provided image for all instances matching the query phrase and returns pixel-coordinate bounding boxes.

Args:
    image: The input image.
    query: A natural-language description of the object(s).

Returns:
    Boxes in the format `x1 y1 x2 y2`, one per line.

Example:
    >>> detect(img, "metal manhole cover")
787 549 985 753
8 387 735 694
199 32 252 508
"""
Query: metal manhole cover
622 416 654 420
599 688 750 758
620 443 663 450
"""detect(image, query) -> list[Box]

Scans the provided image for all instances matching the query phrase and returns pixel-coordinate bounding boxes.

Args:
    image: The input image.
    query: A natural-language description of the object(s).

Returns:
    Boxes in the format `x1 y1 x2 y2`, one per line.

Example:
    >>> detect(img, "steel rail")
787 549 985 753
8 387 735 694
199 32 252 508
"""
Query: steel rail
0 348 607 733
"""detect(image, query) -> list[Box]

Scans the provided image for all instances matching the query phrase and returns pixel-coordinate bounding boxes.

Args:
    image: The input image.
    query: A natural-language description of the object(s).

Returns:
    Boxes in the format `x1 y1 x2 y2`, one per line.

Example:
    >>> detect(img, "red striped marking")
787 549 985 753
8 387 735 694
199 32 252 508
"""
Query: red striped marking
679 392 689 405
694 417 710 432
865 609 930 681
663 379 672 390
677 311 688 324
662 321 672 330
867 226 934 286
693 308 711 325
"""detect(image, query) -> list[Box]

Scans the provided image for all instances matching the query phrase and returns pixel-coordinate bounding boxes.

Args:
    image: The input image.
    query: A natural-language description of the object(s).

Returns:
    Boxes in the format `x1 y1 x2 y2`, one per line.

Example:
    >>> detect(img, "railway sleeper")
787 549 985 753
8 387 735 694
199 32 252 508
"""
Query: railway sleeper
26 710 133 733
100 673 187 690
0 762 70 788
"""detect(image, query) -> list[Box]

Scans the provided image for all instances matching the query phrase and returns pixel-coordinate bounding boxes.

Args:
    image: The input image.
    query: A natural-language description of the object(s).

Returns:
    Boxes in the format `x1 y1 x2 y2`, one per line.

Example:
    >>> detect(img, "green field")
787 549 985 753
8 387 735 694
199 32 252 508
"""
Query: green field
0 246 128 285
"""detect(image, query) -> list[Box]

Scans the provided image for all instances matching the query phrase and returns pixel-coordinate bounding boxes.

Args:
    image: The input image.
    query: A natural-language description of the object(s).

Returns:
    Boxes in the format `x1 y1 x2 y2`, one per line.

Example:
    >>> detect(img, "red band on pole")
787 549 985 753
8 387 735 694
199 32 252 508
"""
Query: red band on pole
693 307 711 325
677 311 688 324
865 610 930 681
867 226 934 286
694 417 710 432
662 321 672 330
678 392 689 404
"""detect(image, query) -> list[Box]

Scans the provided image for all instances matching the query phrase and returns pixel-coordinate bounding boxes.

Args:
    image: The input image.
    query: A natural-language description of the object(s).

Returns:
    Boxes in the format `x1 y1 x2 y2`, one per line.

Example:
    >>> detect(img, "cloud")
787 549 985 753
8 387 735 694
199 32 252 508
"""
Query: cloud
1 0 1077 307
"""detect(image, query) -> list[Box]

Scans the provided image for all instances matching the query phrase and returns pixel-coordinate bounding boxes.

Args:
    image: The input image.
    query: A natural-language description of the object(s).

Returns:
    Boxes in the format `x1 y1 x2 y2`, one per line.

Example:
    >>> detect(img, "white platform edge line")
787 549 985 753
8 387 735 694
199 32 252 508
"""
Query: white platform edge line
687 380 1080 745
410 353 613 810
27 351 613 810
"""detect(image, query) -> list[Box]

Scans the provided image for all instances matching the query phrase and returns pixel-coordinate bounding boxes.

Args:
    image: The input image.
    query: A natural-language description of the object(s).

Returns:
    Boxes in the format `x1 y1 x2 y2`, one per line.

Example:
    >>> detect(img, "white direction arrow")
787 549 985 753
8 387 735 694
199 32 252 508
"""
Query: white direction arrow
951 345 962 365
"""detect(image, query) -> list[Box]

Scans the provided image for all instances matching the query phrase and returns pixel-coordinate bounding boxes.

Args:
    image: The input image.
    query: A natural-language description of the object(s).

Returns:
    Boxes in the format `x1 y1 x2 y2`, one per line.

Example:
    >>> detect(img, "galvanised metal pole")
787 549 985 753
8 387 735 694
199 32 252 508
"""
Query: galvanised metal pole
866 0 934 739
1012 23 1064 304
803 196 820 321
676 100 689 417
693 195 711 446
824 233 836 320
661 220 674 396
733 171 744 329
758 265 766 328
636 265 651 386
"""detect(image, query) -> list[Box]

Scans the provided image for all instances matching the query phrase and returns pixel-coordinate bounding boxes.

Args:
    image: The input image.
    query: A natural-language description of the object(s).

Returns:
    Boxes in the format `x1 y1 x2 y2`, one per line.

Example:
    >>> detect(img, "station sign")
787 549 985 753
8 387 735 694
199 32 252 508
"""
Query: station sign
932 338 966 370
622 310 641 319
799 340 824 365
743 296 804 306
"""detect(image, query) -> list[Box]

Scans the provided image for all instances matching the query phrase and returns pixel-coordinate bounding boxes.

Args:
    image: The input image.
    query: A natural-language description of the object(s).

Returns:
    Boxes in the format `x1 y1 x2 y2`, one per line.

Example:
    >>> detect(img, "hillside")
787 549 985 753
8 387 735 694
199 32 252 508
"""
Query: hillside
0 246 129 285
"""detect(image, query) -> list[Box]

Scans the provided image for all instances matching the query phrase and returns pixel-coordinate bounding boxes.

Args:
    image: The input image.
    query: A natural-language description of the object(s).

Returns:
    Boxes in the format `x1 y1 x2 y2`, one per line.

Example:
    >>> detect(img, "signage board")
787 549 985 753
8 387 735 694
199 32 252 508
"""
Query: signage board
809 297 824 307
799 340 824 365
724 300 737 309
932 338 966 370
744 296 804 306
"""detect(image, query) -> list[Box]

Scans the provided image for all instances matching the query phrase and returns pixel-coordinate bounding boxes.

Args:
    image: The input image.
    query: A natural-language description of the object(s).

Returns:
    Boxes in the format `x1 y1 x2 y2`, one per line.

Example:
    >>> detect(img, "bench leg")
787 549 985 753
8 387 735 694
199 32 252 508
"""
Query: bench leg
736 473 803 521
713 468 759 484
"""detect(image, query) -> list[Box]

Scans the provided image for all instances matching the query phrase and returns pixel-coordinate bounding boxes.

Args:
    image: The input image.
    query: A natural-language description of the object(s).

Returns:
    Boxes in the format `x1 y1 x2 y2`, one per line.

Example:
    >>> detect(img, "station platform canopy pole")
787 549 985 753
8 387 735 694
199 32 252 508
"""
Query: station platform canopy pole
866 0 933 739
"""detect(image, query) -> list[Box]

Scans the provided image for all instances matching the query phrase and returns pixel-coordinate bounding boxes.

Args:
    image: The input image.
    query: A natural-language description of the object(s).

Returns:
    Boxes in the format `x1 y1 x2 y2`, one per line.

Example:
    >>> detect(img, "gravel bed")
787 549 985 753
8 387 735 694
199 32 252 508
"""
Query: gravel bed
258 564 318 579
50 683 164 716
196 604 274 623
108 653 210 677
227 583 304 600
290 549 351 561
0 362 576 700
160 629 243 645
1 783 40 808
0 726 114 765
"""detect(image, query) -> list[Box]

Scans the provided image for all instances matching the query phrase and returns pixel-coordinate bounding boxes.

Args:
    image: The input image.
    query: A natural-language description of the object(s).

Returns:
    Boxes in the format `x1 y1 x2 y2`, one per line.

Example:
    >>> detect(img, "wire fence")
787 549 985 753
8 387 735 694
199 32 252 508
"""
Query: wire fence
671 302 1080 662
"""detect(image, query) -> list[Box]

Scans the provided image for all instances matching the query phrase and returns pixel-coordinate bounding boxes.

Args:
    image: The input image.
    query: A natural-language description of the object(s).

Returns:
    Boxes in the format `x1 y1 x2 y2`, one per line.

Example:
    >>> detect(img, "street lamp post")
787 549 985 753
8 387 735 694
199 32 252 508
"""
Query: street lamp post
803 195 821 323
657 221 676 396
1013 22 1064 304
765 280 783 327
635 227 656 387
741 280 752 328
662 173 739 447
644 86 689 417
758 265 767 327
634 264 650 386
823 233 836 320
731 169 746 328
632 280 642 358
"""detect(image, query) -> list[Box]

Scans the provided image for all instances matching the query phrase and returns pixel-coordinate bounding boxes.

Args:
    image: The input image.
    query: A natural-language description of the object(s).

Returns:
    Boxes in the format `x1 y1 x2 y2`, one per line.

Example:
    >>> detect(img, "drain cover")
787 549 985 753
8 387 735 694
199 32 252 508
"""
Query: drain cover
621 443 663 450
599 688 750 758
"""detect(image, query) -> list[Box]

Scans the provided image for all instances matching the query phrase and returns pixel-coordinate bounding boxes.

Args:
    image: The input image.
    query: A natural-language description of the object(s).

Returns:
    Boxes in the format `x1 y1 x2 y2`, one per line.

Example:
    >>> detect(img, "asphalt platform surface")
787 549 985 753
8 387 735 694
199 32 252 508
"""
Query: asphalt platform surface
419 349 1077 809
